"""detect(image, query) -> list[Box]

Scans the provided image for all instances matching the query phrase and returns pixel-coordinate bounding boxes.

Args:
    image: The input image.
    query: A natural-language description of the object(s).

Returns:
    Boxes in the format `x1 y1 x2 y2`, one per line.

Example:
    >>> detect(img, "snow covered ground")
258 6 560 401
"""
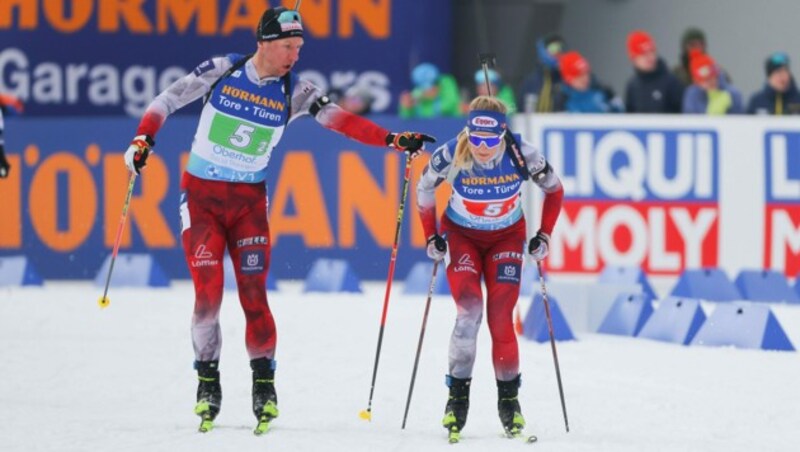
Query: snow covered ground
1 280 798 452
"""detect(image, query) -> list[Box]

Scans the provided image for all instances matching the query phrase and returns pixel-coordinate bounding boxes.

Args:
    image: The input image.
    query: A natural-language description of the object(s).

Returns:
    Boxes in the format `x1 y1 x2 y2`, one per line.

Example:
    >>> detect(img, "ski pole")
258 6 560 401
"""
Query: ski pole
97 172 137 309
536 260 570 432
360 152 413 421
401 260 440 429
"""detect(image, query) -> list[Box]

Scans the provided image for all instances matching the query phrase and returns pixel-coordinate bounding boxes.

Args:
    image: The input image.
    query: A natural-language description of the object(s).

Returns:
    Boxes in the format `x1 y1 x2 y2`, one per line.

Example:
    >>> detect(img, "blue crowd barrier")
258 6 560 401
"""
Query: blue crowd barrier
670 268 741 301
691 302 795 351
0 255 44 287
637 297 706 345
522 293 575 343
734 269 799 303
597 293 654 337
402 261 450 295
303 258 362 293
93 253 170 288
598 265 657 300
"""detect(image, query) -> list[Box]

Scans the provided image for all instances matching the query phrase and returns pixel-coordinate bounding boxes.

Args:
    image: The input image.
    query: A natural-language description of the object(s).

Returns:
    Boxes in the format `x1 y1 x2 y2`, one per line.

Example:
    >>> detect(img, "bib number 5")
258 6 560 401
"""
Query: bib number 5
229 124 255 148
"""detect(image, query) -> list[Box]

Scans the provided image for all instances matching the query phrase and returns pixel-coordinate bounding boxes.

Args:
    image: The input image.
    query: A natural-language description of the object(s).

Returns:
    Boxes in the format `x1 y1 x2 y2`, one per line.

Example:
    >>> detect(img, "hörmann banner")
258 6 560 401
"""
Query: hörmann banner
0 0 452 116
0 115 460 280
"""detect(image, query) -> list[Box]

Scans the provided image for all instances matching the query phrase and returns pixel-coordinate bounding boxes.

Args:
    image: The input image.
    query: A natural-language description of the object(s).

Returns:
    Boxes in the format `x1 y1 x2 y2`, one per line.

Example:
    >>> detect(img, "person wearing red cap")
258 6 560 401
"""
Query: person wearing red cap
624 30 684 113
555 51 622 113
122 5 436 434
682 50 743 114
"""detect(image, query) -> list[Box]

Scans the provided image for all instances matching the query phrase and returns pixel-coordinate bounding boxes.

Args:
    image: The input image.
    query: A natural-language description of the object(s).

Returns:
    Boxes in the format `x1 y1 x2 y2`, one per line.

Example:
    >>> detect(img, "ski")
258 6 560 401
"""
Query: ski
447 427 460 444
253 400 279 436
253 415 272 436
505 429 538 444
198 416 214 433
195 400 218 433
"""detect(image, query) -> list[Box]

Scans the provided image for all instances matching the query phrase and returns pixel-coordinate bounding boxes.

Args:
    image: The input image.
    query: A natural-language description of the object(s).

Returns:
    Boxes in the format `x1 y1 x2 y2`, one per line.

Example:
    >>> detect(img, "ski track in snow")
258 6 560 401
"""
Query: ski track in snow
1 281 798 452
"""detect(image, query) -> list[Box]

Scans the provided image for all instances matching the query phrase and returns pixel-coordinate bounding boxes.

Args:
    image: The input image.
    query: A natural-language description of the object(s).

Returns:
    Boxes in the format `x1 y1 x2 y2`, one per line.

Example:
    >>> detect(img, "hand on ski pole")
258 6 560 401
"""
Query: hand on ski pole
426 234 447 261
528 231 550 261
124 134 155 174
386 131 436 159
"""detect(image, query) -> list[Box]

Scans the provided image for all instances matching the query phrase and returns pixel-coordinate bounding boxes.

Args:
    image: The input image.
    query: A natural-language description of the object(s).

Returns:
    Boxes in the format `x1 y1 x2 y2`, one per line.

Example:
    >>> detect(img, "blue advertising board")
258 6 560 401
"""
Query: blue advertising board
0 115 464 280
0 0 452 116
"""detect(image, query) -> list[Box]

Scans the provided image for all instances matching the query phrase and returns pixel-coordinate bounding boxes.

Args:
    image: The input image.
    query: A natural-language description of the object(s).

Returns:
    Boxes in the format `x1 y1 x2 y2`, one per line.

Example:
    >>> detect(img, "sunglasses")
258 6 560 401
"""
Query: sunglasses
468 132 505 148
276 10 302 25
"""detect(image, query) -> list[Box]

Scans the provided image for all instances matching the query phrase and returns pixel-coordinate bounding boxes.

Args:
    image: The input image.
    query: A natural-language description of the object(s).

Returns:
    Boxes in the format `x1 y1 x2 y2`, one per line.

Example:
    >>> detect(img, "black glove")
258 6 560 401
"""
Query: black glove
0 145 10 178
426 234 447 261
528 231 551 261
124 134 155 174
386 131 436 159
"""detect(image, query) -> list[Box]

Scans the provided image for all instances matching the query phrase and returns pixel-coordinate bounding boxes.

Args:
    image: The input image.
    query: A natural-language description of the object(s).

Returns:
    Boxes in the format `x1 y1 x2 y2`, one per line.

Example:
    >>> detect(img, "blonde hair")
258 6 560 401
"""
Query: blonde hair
452 96 508 172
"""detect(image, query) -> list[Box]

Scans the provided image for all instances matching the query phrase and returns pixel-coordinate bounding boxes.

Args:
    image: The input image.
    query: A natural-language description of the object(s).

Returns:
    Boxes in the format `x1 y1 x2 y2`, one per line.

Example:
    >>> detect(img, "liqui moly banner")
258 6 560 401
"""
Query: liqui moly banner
764 131 800 276
518 115 800 277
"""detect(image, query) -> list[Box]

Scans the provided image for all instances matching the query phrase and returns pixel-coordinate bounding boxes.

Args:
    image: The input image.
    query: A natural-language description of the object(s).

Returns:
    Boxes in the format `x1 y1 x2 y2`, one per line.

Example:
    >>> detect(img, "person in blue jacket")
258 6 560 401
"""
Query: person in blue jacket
554 51 623 113
747 52 800 115
518 34 565 112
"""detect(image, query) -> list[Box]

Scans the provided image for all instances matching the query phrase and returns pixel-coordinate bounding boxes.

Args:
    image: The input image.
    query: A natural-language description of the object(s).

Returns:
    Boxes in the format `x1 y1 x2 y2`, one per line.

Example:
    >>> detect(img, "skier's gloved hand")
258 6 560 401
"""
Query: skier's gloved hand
528 231 550 261
386 131 436 159
426 234 447 261
0 145 10 178
124 134 155 174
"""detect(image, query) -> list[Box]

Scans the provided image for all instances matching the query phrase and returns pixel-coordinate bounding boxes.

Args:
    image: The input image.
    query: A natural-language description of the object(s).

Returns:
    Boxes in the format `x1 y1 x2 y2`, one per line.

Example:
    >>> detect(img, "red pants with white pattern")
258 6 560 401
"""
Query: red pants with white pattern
441 215 526 382
180 173 275 362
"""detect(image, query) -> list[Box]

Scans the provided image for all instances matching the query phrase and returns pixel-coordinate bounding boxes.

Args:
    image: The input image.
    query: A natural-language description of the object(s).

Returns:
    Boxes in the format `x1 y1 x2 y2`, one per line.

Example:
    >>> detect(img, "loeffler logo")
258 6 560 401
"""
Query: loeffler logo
471 116 498 128
195 244 213 259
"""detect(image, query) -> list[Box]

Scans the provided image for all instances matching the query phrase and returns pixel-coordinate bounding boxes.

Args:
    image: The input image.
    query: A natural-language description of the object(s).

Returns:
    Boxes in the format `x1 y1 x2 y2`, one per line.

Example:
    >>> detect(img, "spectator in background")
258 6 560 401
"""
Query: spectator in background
624 30 684 113
747 52 800 115
0 94 24 178
336 85 375 115
555 51 623 113
672 27 731 88
474 68 517 113
518 33 565 112
682 50 743 115
399 62 462 118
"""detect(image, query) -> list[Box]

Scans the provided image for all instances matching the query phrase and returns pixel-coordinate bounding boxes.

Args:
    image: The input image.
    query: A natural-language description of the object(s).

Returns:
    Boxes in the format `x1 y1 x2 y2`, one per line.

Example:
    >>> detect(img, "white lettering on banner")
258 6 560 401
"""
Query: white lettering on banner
648 209 680 270
671 208 717 268
551 207 597 269
550 206 717 272
770 135 800 199
546 130 714 200
0 48 396 116
770 210 800 269
0 48 187 116
597 205 648 265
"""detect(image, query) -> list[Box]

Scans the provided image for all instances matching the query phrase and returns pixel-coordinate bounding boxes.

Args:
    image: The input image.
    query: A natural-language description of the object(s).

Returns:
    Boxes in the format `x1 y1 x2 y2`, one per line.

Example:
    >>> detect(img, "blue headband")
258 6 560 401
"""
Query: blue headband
467 110 506 135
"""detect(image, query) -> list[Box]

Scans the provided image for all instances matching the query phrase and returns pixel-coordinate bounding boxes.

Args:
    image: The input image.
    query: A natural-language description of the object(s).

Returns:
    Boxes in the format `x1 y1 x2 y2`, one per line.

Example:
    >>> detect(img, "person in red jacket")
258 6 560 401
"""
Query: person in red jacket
416 95 563 441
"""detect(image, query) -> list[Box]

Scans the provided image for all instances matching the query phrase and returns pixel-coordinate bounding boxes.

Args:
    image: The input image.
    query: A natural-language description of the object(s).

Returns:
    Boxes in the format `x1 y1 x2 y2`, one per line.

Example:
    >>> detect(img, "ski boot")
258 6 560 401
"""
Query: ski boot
251 357 279 436
442 375 471 443
498 374 526 438
194 360 222 433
